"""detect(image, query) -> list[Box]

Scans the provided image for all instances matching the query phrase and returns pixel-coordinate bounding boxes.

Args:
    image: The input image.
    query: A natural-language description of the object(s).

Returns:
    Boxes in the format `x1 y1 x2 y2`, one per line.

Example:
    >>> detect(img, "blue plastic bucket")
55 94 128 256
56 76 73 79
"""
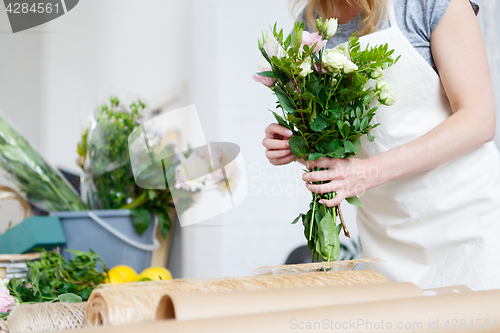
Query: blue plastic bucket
51 210 159 273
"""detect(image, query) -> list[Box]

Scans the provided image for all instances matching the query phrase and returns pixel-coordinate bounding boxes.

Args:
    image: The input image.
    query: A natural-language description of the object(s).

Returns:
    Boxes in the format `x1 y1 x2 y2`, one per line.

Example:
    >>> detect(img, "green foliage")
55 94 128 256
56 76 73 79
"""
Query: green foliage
7 249 106 304
259 21 398 262
77 97 176 237
0 113 87 212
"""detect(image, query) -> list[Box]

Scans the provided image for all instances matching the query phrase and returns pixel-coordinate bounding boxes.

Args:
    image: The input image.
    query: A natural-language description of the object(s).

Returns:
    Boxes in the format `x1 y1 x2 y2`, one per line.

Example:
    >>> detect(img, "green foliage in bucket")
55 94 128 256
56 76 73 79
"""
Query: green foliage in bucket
77 97 175 238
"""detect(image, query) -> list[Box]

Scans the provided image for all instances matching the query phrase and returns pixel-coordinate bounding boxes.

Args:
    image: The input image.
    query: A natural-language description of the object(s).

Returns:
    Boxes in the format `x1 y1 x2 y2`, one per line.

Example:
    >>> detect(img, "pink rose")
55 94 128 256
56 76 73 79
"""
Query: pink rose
252 70 276 87
314 62 327 74
0 287 15 313
301 31 327 53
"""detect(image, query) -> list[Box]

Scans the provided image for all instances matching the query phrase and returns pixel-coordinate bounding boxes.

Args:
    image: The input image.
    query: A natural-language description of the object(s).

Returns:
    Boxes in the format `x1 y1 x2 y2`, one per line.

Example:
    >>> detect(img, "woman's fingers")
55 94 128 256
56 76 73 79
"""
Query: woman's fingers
263 123 295 166
269 154 294 166
306 157 344 170
305 181 342 194
265 123 293 138
302 169 344 182
262 137 289 150
266 148 292 159
319 196 344 208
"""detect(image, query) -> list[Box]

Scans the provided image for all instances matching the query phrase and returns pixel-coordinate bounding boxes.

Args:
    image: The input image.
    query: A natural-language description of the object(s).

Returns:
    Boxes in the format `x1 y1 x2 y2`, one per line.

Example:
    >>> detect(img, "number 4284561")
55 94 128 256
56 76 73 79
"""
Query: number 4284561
5 2 60 14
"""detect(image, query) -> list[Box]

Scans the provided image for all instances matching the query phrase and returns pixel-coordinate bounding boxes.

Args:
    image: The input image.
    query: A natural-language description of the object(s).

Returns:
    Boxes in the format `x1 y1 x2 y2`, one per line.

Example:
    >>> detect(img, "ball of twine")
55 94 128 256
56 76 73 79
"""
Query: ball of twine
2 302 87 333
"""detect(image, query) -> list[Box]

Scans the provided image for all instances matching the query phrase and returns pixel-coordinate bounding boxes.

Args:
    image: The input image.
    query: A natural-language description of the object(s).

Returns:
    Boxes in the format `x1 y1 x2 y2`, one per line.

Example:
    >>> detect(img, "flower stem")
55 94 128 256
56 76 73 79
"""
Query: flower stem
310 192 317 241
337 205 350 238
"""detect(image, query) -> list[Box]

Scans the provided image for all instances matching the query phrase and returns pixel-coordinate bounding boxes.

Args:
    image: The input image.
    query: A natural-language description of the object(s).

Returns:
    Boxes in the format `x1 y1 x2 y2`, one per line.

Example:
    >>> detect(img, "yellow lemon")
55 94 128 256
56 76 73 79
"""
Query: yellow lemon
103 270 126 284
107 265 138 283
137 267 172 281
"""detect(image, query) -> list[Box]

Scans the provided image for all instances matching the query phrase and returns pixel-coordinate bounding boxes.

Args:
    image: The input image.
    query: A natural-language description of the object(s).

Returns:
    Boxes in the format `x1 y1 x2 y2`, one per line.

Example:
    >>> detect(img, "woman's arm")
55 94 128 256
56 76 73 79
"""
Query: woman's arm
303 0 496 207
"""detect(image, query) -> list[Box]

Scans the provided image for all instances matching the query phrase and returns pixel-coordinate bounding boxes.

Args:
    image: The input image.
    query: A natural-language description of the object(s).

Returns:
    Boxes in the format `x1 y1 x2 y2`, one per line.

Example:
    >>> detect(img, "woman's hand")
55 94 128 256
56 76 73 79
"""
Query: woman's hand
262 123 294 166
302 157 378 207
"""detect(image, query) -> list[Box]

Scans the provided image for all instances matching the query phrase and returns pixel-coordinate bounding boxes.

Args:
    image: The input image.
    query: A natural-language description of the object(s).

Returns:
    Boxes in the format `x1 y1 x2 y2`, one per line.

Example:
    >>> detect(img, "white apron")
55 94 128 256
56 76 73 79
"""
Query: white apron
356 0 500 291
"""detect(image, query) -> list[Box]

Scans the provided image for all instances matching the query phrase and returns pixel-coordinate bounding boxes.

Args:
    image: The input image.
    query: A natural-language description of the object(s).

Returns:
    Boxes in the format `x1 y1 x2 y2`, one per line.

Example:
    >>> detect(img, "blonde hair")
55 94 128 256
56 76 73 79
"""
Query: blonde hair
292 0 389 36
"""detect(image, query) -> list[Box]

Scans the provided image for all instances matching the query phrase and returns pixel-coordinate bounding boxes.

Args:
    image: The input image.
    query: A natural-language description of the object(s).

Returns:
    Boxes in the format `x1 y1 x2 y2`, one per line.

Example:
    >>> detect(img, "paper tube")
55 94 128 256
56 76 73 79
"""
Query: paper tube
156 282 423 321
77 289 500 333
85 269 387 326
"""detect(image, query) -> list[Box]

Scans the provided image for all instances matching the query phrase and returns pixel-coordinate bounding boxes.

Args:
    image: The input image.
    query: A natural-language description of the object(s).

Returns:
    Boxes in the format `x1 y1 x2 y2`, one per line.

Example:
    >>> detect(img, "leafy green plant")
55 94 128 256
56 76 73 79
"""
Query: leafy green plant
7 249 106 304
255 19 398 262
77 97 175 237
0 112 87 212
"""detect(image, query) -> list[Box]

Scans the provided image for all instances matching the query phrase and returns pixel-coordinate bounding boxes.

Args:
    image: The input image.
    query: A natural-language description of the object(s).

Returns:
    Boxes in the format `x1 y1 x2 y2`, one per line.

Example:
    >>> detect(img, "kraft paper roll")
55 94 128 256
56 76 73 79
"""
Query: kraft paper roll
85 269 387 326
156 282 423 321
76 289 500 333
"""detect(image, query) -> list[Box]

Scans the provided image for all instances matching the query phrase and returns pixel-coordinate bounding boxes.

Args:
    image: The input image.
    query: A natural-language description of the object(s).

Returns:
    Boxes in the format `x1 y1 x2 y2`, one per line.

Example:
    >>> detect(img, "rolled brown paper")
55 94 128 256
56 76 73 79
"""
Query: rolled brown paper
85 269 387 326
156 282 423 321
76 289 500 333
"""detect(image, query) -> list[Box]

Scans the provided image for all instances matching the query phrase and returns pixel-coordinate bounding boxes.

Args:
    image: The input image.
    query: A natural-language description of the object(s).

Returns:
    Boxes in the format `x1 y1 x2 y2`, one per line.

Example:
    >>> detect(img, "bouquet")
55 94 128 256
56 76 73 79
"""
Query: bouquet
254 19 399 262
0 112 86 212
77 97 175 237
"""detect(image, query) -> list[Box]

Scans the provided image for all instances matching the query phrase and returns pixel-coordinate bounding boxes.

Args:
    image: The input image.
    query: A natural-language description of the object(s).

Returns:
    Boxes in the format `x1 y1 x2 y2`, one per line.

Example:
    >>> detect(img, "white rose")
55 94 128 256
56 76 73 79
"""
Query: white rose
264 39 279 59
371 67 384 79
343 59 359 73
0 278 9 289
256 58 271 71
298 60 313 77
323 49 347 72
376 80 396 105
325 18 338 38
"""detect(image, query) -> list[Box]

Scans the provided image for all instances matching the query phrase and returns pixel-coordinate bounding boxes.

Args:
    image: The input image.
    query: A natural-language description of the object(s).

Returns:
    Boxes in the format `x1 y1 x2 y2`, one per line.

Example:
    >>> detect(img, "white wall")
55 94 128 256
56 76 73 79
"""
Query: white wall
40 0 192 174
0 7 43 230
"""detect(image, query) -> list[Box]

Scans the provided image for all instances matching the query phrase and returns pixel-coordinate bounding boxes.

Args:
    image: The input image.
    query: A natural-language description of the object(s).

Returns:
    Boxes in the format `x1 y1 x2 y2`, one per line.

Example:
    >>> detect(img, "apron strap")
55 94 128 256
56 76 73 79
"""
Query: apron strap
388 0 399 29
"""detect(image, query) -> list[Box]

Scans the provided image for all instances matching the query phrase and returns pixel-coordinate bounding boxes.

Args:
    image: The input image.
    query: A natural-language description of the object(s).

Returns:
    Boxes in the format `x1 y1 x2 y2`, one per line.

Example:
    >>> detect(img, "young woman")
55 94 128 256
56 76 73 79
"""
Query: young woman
262 0 500 291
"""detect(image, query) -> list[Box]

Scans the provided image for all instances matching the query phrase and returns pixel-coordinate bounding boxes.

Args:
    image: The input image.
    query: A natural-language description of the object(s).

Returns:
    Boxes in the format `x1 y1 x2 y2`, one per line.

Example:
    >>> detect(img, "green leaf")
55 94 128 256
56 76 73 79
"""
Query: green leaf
308 152 325 161
130 209 151 234
272 112 292 130
256 71 277 78
310 116 328 132
158 212 172 238
307 80 320 96
80 288 92 301
317 212 340 261
292 213 304 224
367 131 375 142
344 140 360 155
360 117 369 131
58 293 83 303
275 85 296 113
346 196 363 207
288 135 308 158
343 123 351 138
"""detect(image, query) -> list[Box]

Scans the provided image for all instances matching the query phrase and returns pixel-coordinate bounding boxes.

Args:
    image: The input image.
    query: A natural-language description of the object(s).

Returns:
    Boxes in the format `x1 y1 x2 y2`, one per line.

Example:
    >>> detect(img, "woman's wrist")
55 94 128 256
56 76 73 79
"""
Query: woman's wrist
366 147 402 189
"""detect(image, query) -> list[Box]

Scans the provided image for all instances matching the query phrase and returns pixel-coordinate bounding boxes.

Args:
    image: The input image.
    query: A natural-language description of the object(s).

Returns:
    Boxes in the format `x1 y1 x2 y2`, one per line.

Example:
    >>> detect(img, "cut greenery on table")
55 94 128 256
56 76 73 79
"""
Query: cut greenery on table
77 97 175 238
254 19 398 262
0 112 86 212
7 250 107 304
